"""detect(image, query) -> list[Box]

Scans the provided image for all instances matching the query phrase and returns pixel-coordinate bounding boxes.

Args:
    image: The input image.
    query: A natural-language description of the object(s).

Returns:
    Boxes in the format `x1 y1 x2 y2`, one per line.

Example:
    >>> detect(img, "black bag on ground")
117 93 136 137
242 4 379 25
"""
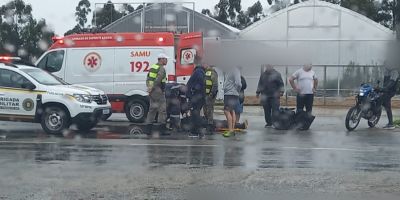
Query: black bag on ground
294 110 315 130
273 108 296 130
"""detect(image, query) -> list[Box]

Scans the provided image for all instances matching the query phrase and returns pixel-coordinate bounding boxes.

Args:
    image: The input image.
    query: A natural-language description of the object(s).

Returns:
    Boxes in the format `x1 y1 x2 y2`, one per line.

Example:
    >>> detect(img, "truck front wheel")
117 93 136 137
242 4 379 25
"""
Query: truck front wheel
41 106 71 135
125 98 148 123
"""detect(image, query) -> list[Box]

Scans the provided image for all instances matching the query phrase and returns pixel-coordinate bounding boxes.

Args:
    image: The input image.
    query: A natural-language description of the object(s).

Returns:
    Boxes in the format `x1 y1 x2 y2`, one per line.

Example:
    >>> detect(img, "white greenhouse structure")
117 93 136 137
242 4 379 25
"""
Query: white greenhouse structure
207 0 396 96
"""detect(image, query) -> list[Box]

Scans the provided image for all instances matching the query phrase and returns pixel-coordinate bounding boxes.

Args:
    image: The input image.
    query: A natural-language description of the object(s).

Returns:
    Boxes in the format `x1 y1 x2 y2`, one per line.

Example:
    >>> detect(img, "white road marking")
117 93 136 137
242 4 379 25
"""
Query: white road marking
129 143 220 147
0 140 57 144
281 146 377 152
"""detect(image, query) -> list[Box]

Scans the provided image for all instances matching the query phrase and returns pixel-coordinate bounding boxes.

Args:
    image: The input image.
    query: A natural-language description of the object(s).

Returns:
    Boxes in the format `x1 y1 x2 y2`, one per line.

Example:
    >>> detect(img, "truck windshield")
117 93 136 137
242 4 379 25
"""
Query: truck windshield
21 68 69 85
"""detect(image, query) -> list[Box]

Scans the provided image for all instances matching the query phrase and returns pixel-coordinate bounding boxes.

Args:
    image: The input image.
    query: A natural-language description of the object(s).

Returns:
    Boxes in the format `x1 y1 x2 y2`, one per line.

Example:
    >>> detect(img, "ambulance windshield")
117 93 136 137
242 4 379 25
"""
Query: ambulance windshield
21 68 68 86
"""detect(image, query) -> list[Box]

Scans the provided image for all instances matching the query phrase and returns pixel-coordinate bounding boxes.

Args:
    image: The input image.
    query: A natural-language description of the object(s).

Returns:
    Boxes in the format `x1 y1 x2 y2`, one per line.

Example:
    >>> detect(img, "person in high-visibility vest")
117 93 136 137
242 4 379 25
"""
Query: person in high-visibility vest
146 53 168 127
203 65 218 131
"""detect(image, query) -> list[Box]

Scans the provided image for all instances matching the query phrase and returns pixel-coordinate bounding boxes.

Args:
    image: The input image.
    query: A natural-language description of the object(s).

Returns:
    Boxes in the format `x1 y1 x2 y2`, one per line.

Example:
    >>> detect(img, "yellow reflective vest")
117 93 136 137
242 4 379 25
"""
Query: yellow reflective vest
147 64 166 88
205 69 213 95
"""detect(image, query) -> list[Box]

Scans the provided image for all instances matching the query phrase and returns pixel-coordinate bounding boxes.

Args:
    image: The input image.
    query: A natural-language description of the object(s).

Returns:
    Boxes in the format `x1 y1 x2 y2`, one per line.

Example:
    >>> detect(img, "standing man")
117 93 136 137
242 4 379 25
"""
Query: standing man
203 65 219 132
222 67 242 137
380 61 399 129
146 53 168 128
186 56 207 136
256 65 284 128
289 64 318 114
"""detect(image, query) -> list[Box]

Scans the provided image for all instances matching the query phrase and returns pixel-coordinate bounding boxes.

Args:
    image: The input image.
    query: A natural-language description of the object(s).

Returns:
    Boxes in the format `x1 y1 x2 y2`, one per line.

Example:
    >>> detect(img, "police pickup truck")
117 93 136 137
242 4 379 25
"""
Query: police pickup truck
0 57 111 135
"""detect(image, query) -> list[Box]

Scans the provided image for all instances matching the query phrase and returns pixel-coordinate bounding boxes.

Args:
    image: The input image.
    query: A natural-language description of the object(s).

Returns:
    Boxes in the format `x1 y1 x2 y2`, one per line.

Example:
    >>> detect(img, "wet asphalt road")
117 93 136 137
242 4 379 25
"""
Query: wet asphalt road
1 110 400 199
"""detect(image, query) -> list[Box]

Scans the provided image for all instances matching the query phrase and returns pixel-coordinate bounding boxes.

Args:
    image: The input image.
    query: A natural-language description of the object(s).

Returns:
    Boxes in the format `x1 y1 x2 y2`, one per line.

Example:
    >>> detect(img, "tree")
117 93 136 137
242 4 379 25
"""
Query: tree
248 1 263 22
267 0 290 12
75 0 91 29
0 0 54 62
214 0 230 25
201 8 212 17
237 11 251 29
341 0 379 21
121 3 135 16
228 0 242 23
92 1 123 29
65 0 92 35
377 0 395 29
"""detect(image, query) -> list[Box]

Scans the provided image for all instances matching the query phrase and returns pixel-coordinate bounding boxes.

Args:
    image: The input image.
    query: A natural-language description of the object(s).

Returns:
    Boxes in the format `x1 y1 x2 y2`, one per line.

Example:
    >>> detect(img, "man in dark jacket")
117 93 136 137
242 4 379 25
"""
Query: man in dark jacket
186 56 206 136
256 65 284 128
380 62 399 129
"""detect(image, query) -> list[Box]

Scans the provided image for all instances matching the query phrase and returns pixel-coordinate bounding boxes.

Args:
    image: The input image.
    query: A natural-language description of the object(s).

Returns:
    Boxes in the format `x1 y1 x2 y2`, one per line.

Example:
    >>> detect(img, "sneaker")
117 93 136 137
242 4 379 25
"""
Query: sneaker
243 119 249 129
383 124 396 130
222 131 233 137
265 124 272 128
188 132 200 137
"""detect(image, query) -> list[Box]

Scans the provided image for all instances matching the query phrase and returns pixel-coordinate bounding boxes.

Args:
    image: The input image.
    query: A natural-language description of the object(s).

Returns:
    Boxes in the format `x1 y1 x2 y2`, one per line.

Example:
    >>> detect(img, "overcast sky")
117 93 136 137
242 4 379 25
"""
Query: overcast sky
19 0 270 35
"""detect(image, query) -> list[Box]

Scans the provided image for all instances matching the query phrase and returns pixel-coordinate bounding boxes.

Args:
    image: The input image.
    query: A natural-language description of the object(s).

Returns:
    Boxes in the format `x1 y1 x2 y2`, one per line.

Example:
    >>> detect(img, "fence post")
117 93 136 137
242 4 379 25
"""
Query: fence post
324 66 327 106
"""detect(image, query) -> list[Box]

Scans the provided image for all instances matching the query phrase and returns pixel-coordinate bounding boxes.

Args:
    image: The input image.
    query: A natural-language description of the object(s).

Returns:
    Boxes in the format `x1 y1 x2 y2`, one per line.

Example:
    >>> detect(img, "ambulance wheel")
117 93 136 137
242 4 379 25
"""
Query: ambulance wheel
41 106 70 135
125 98 148 123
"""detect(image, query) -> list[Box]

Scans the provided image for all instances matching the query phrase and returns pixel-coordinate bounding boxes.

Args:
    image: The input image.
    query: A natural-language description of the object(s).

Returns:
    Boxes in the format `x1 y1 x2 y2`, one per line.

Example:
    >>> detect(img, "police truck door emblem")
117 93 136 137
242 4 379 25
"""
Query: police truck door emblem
22 98 34 111
83 52 102 72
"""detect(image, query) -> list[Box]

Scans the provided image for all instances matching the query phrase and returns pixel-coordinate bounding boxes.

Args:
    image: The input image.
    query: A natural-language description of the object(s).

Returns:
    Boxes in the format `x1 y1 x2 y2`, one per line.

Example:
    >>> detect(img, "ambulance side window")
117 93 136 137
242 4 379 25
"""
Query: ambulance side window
0 69 31 89
37 50 64 73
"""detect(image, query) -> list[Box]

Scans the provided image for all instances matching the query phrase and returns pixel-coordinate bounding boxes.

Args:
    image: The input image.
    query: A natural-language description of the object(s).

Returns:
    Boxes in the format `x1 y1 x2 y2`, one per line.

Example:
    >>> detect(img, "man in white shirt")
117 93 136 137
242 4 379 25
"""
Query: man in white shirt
289 64 318 114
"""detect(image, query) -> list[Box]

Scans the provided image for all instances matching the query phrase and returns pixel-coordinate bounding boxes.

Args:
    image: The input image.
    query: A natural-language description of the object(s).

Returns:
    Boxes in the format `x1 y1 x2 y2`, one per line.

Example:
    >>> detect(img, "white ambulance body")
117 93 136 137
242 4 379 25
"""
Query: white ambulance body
36 32 203 122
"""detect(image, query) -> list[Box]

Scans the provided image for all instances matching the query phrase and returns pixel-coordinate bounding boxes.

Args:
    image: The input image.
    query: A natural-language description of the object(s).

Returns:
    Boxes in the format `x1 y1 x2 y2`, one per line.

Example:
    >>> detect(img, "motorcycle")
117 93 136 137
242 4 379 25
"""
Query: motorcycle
345 83 383 131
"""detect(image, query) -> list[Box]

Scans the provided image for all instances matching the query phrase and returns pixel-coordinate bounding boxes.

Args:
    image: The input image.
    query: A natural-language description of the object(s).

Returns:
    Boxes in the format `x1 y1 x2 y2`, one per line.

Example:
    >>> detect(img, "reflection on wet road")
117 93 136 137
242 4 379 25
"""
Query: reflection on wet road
1 118 400 172
2 115 400 199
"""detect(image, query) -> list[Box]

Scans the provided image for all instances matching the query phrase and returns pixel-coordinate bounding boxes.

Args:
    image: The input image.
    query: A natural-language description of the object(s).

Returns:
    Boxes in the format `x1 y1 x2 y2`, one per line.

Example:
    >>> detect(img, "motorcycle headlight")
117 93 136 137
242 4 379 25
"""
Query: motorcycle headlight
359 92 364 97
73 94 92 103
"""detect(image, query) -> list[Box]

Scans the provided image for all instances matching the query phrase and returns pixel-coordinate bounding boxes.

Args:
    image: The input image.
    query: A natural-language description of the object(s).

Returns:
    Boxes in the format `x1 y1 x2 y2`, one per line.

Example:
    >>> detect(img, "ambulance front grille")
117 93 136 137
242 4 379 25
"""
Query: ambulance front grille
91 95 108 105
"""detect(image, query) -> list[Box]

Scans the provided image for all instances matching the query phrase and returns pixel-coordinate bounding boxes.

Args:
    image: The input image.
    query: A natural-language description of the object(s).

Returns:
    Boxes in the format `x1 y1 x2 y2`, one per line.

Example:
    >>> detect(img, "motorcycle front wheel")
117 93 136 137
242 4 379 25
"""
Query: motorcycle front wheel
345 106 362 131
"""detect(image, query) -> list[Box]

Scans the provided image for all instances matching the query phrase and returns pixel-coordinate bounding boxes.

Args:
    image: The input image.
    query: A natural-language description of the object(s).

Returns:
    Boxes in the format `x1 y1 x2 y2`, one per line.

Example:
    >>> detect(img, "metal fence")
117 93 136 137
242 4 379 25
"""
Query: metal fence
241 64 385 105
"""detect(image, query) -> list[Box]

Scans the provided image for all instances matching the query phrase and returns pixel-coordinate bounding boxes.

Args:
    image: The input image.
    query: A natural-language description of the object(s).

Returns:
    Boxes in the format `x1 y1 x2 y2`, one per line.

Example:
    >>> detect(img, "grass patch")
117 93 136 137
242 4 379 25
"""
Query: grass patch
394 119 400 127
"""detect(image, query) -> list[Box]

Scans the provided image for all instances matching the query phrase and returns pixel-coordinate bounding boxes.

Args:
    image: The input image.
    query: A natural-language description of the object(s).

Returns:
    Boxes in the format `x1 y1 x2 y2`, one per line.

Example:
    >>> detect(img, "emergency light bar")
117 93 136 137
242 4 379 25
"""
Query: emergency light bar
0 56 22 61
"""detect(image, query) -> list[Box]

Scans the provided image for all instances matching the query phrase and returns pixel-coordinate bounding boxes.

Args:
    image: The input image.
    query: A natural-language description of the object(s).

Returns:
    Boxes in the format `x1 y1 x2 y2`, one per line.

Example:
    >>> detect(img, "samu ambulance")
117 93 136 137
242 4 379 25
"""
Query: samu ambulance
0 57 111 135
36 32 203 122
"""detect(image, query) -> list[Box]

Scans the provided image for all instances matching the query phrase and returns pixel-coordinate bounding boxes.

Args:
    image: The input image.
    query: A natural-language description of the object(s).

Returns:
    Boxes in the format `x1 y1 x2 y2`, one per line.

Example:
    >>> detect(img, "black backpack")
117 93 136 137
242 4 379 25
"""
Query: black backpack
294 110 315 130
273 108 296 130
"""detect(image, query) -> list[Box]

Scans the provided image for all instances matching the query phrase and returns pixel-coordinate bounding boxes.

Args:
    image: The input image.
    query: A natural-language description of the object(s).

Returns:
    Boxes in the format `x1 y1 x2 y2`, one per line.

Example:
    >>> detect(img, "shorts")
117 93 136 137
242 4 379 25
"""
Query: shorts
235 103 244 114
224 95 239 111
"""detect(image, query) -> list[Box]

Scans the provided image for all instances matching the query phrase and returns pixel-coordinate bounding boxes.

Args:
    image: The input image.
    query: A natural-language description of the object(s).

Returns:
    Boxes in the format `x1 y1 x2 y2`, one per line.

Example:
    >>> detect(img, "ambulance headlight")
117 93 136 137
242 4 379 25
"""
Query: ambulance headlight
73 94 92 103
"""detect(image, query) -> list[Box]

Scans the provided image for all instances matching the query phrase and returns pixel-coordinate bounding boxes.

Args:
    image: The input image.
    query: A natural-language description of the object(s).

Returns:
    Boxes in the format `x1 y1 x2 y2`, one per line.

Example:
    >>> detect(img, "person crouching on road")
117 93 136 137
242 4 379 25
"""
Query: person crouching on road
222 67 242 137
203 65 219 132
289 64 318 116
186 56 207 137
145 53 168 129
256 64 284 128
